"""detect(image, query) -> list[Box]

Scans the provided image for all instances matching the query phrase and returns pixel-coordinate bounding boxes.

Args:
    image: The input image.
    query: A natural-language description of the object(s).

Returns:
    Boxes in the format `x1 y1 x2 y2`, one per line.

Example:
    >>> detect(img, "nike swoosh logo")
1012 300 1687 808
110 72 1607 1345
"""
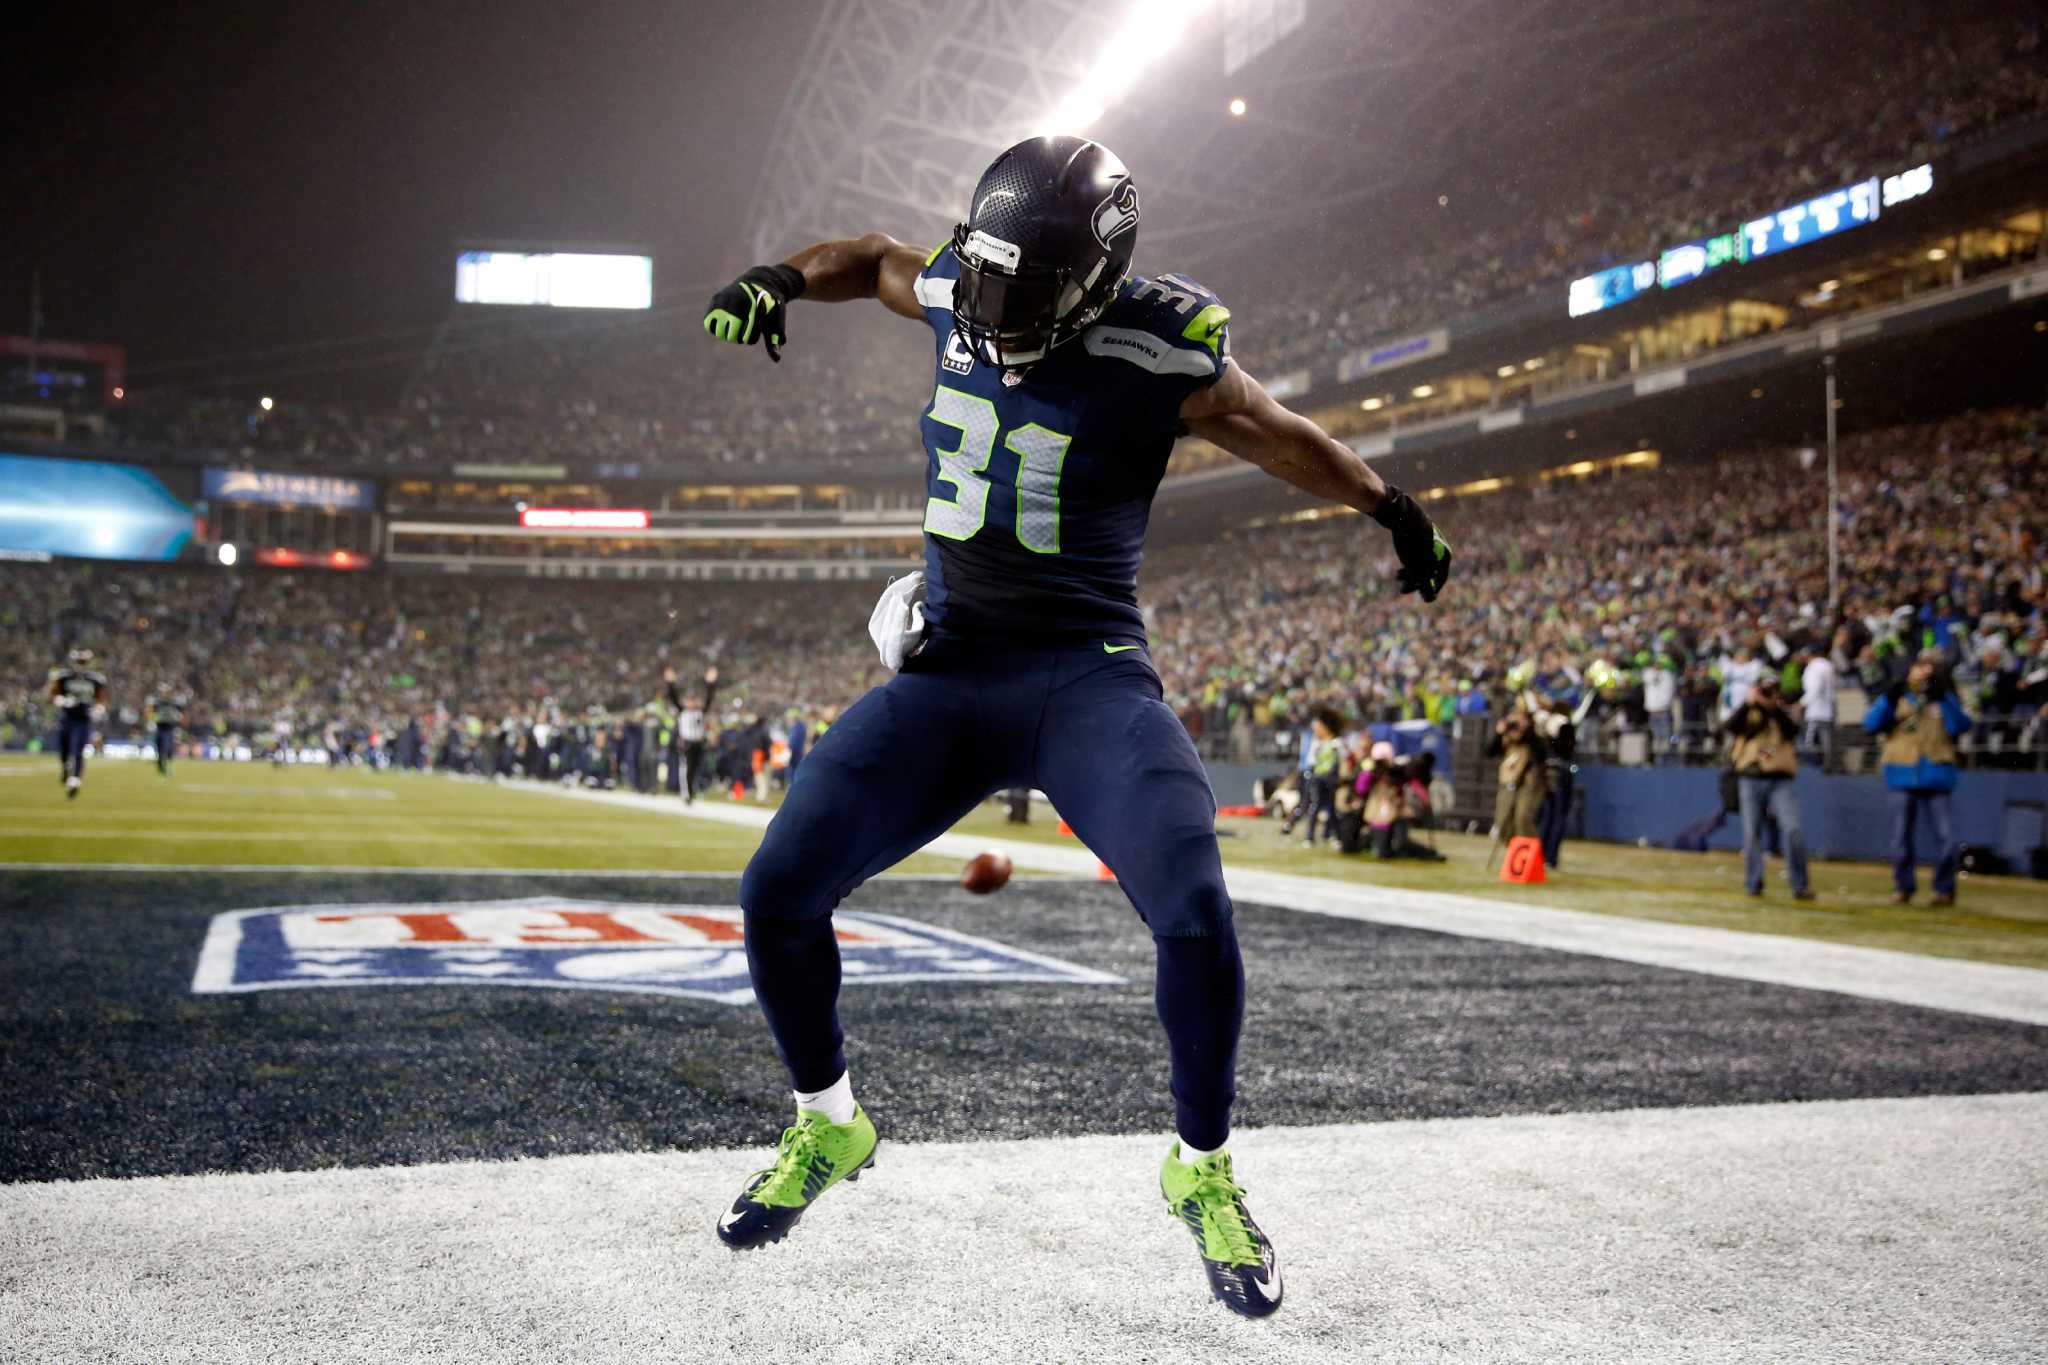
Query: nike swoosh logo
718 1204 745 1232
1255 1252 1282 1300
1102 643 1141 654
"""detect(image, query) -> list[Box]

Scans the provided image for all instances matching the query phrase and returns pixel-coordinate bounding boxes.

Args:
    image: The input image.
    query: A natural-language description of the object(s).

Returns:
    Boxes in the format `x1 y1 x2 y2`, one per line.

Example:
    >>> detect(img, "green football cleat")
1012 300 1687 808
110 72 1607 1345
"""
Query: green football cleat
1161 1144 1283 1318
716 1106 878 1250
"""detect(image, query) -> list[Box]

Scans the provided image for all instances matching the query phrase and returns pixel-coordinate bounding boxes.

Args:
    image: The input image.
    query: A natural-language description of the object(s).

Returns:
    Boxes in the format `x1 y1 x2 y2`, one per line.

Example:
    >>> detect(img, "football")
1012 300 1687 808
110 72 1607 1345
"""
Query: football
961 850 1013 895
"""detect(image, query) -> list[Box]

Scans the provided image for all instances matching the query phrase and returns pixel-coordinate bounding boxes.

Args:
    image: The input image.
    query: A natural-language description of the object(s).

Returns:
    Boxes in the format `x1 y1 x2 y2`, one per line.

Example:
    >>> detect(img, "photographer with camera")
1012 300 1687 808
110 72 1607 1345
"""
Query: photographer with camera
1724 674 1813 901
1485 703 1548 844
1863 650 1974 906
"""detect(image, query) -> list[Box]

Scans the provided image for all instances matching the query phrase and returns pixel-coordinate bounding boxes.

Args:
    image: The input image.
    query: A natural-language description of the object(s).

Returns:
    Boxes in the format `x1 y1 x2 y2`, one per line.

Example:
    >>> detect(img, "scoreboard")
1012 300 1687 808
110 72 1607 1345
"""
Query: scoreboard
455 250 653 310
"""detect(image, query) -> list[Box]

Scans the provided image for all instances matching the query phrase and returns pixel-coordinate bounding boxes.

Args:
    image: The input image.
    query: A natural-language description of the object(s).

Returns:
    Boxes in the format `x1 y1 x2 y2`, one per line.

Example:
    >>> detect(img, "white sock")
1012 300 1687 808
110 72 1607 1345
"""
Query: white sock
794 1071 856 1124
1177 1138 1224 1164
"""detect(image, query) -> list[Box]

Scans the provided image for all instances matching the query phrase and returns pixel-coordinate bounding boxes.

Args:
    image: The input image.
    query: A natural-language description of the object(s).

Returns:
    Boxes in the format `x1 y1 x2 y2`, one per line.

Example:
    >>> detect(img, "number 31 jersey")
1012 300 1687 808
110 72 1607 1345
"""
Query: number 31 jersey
910 242 1231 645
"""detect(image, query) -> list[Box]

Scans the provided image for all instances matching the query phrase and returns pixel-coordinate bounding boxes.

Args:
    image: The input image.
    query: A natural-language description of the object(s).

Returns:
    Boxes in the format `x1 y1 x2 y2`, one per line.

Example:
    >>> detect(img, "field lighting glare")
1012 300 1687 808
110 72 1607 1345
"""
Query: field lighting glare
217 542 239 566
1228 97 1246 116
259 396 274 412
1039 0 1215 134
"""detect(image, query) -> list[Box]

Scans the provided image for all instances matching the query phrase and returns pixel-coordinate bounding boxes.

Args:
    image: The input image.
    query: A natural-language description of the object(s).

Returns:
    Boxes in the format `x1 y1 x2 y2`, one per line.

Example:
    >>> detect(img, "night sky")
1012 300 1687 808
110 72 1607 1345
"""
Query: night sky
1 1 791 387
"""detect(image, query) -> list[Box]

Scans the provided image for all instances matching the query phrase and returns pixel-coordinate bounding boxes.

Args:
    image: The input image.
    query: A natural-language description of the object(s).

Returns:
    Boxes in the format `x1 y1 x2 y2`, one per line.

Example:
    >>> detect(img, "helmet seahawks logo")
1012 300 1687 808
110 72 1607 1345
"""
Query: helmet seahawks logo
1091 179 1140 248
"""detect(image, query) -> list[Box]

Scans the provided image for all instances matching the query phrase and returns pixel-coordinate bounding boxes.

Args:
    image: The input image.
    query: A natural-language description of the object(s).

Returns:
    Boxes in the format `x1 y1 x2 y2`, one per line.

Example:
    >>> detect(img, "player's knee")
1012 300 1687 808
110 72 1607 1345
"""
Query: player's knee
1139 837 1234 938
739 804 843 922
739 839 826 922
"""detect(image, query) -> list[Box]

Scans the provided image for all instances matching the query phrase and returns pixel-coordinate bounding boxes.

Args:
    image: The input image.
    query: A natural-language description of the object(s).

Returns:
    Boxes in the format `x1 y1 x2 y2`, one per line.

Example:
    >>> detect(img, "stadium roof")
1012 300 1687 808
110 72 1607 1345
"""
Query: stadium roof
745 0 1807 267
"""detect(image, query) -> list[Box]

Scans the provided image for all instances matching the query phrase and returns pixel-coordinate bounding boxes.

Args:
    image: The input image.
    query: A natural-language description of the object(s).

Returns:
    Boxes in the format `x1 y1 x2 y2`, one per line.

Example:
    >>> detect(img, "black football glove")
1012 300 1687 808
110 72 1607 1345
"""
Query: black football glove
703 263 806 362
1371 484 1452 602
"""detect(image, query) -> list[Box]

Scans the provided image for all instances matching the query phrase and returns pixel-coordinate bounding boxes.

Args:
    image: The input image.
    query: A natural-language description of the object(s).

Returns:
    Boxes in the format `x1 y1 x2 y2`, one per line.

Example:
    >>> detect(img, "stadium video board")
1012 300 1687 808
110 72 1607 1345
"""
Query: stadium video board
0 453 194 561
455 250 653 309
1569 161 1935 317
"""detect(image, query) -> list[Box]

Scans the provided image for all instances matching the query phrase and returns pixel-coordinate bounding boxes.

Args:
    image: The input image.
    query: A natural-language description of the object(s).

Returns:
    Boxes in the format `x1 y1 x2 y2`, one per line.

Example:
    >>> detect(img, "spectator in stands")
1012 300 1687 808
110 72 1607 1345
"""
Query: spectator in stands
1864 651 1974 906
1639 651 1678 757
1725 674 1813 900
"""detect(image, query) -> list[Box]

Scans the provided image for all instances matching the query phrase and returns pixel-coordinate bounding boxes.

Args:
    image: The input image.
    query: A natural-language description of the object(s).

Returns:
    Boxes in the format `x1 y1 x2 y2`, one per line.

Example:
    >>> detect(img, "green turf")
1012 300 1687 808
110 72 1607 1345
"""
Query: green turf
0 756 950 874
5 756 2045 971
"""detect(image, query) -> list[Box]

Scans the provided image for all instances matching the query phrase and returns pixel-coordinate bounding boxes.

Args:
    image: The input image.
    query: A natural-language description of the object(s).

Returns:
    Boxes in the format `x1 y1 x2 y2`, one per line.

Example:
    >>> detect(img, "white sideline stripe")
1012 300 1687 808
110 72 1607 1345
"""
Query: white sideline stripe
529 783 2048 1027
4 1093 2043 1363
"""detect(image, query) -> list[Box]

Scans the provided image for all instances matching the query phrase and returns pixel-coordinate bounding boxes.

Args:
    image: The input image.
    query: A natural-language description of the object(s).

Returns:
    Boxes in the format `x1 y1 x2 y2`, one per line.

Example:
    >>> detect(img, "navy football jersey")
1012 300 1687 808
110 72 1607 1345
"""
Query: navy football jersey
50 668 106 716
910 244 1231 644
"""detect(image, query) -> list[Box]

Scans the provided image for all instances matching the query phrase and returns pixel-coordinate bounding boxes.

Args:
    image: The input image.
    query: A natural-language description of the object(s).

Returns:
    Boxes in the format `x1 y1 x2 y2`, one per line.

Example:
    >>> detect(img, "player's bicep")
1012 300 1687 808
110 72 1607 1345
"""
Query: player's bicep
1181 361 1297 470
875 240 932 321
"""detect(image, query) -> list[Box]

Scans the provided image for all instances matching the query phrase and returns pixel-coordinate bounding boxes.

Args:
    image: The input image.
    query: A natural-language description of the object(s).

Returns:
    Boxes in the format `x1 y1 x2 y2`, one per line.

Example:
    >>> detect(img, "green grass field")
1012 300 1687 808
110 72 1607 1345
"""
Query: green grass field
0 755 924 873
4 754 2045 969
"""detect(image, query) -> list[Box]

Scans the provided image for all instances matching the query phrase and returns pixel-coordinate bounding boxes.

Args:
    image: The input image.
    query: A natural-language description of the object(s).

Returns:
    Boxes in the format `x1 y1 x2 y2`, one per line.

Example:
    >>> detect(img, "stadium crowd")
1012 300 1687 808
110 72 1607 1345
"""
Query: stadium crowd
1148 406 2047 756
92 10 2047 476
5 408 2043 776
1227 10 2048 375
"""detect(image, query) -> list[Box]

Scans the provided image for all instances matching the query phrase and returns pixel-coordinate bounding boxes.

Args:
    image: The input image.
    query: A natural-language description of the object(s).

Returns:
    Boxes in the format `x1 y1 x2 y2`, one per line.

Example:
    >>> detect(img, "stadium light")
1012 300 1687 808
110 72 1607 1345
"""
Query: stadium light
217 542 239 566
1037 0 1216 135
259 396 274 412
1228 97 1247 117
1411 384 1434 399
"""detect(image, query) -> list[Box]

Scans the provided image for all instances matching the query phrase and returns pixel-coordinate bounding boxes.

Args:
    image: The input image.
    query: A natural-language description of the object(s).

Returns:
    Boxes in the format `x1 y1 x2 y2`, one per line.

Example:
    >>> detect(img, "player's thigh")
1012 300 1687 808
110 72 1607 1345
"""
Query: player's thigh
1036 664 1230 937
741 670 988 920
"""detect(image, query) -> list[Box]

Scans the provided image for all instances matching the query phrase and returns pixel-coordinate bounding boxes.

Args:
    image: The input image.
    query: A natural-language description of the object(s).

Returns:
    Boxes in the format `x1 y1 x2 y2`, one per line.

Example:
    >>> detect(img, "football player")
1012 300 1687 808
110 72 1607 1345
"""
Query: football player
702 136 1450 1317
48 648 107 799
144 684 187 779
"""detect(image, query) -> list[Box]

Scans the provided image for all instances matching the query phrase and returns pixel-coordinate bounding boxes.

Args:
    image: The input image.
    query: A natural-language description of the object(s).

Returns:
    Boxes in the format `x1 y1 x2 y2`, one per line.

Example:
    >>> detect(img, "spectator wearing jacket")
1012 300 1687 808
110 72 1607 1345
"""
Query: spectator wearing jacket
1724 674 1813 900
1863 652 1973 906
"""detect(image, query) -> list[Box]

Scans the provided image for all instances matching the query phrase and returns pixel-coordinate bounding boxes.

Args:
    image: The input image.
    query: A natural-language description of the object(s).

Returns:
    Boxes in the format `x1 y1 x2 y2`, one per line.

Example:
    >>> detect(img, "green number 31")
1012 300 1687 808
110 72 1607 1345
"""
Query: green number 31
922 385 1072 555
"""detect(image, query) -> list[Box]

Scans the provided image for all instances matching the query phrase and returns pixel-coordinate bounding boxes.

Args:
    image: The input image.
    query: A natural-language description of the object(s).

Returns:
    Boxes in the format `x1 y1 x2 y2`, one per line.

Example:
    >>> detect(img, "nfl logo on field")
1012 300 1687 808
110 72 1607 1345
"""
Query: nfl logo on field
191 898 1120 1004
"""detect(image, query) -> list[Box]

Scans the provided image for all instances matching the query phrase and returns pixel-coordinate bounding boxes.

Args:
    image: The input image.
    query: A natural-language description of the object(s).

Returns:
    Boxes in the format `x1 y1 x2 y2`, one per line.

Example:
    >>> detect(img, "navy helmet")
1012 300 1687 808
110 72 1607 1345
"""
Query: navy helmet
950 135 1139 369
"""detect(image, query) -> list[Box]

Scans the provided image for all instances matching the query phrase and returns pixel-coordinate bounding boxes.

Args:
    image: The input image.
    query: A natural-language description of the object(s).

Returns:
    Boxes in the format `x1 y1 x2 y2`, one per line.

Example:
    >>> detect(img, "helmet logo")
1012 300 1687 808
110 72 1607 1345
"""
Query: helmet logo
963 229 1022 271
1090 179 1140 247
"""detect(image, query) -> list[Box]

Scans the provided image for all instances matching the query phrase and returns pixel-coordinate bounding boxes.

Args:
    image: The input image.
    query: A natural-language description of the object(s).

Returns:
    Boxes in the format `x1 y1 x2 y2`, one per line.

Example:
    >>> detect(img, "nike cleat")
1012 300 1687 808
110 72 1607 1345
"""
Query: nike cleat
1161 1144 1283 1318
716 1105 878 1250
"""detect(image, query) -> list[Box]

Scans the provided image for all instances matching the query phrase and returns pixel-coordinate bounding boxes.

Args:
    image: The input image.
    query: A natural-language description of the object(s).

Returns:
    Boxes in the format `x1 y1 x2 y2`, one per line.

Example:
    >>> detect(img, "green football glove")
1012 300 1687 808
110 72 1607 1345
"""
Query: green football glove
703 264 806 362
1371 484 1452 603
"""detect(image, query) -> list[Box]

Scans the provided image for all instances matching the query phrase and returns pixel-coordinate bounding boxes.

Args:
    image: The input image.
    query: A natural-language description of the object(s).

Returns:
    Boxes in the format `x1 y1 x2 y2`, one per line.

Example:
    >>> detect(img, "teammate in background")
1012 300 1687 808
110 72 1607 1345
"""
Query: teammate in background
144 685 187 779
664 665 719 802
48 648 107 799
701 136 1450 1316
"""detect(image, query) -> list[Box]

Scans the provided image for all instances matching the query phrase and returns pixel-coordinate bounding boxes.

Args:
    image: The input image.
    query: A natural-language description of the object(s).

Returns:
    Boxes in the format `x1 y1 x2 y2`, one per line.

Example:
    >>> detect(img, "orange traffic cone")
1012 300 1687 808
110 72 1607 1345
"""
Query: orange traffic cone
1500 836 1546 884
1096 860 1116 881
1056 819 1075 837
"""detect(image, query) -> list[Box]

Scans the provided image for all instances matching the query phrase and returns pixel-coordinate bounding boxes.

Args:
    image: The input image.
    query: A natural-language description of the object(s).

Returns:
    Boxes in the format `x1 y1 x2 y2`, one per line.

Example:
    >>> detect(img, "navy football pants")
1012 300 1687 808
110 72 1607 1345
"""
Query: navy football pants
739 636 1245 1150
58 716 92 780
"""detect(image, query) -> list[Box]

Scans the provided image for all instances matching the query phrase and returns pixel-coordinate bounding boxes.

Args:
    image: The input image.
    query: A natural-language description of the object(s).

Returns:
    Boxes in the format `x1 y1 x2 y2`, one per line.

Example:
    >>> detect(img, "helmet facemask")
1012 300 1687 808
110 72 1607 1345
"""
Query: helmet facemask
949 223 1113 371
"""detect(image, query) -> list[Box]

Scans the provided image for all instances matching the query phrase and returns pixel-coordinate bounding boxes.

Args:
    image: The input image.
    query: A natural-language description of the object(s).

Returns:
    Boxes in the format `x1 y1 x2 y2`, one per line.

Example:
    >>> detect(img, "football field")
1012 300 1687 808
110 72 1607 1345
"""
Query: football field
3 755 2046 1361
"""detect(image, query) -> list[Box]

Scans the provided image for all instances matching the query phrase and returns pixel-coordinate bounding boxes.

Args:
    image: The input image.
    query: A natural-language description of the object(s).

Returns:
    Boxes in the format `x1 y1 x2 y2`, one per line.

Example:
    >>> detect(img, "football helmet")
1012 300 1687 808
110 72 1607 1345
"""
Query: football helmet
68 648 93 668
950 136 1139 370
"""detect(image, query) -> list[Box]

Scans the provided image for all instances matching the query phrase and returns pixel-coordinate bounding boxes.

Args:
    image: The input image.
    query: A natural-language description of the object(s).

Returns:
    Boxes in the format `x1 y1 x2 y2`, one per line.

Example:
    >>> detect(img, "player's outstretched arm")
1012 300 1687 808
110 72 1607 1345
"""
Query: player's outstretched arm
1182 359 1452 601
703 235 926 360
